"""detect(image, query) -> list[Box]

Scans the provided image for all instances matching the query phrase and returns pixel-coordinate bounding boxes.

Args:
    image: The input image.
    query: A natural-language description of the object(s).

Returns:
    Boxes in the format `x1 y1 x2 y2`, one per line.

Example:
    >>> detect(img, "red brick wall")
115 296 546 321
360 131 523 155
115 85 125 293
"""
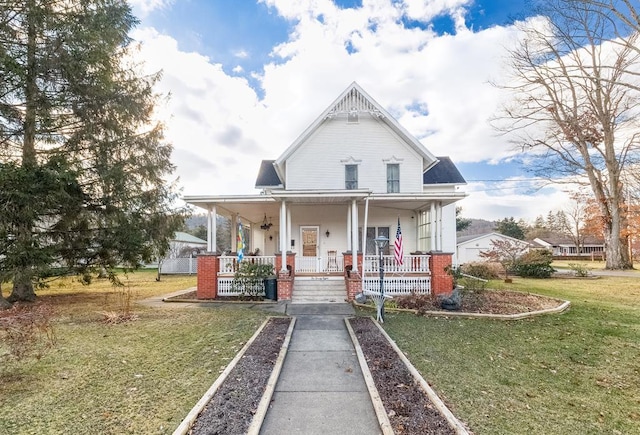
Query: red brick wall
197 254 219 299
342 252 363 277
275 252 296 278
345 271 362 301
276 252 296 300
277 270 293 300
429 252 454 296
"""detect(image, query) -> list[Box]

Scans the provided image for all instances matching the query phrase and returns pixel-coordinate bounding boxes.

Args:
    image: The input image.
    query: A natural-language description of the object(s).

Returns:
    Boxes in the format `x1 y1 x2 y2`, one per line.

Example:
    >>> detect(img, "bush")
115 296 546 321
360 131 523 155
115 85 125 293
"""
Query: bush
514 250 555 278
0 302 55 362
568 263 591 277
232 261 274 297
460 262 501 280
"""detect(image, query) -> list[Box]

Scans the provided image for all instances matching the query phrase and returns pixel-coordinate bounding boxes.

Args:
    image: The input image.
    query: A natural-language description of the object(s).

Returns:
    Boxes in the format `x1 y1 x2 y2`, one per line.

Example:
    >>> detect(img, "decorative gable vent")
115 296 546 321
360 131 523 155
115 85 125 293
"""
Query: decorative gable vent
326 87 383 119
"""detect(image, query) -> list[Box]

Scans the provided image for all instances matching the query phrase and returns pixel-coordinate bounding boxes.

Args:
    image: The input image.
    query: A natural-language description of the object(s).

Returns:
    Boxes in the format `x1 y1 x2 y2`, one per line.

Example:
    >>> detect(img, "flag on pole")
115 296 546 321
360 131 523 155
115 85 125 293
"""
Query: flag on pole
237 219 244 262
394 217 404 266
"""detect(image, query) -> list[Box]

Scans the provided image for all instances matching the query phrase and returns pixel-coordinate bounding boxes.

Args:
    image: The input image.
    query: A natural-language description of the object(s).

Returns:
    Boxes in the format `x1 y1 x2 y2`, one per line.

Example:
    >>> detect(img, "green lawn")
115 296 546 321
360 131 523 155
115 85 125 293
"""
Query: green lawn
0 270 268 434
382 276 640 434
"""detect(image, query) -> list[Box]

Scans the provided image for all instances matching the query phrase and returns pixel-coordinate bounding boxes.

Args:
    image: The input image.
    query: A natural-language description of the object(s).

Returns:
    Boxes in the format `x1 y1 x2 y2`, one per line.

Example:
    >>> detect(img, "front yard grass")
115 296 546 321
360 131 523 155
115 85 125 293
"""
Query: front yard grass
0 270 268 434
382 276 640 434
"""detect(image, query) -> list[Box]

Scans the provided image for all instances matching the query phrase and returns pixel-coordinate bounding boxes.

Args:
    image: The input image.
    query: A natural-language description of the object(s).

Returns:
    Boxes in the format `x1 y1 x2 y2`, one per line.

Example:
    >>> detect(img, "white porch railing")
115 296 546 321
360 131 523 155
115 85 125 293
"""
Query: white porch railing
363 254 430 274
218 256 276 275
363 276 431 295
296 256 344 273
160 258 197 274
217 277 266 296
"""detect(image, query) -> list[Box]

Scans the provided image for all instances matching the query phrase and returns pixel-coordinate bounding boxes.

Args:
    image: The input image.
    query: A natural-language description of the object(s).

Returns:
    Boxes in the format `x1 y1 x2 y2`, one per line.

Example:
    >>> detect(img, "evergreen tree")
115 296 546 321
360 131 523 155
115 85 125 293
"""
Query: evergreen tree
455 207 472 232
0 0 182 306
495 217 526 240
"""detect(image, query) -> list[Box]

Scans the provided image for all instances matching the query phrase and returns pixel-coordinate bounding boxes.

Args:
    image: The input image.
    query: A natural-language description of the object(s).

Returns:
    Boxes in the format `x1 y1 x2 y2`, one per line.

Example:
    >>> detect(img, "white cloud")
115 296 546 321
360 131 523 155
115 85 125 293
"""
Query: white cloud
130 1 574 219
233 49 249 59
127 0 173 18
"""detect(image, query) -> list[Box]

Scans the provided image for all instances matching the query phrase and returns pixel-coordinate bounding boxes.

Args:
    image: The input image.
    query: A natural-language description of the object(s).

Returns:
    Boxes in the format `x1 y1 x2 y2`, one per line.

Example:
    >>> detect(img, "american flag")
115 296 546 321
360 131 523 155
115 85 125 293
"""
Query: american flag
394 218 403 266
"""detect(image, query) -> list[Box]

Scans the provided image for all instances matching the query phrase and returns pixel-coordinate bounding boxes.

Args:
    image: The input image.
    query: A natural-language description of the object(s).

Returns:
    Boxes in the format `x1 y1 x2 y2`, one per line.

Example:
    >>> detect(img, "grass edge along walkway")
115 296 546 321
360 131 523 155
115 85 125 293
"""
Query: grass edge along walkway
381 276 640 434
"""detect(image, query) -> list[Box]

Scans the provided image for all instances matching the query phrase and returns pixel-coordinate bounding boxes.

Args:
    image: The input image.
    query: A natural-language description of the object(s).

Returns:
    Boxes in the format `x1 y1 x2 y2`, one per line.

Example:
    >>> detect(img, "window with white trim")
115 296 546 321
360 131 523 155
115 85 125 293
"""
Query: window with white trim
345 164 358 190
387 163 400 193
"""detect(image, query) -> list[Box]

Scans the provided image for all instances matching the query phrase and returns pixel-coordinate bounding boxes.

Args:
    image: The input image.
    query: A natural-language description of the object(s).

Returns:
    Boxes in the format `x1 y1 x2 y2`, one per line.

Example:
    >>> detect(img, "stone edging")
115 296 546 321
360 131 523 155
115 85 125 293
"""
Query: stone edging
172 316 294 435
344 319 394 435
370 319 471 435
353 294 571 321
246 317 296 435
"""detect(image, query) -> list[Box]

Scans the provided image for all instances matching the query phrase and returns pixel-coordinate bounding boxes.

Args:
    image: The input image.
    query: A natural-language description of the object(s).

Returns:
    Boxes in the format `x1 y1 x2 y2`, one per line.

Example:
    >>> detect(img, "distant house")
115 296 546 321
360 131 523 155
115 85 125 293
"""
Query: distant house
168 232 207 259
154 232 207 275
184 82 468 300
532 236 605 259
456 232 531 264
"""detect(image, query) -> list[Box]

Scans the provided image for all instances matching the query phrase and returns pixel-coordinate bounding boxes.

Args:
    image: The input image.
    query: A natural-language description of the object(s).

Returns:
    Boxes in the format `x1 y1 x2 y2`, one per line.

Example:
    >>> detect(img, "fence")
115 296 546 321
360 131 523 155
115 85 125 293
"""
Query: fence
217 277 266 296
160 257 198 274
363 276 431 295
363 254 430 274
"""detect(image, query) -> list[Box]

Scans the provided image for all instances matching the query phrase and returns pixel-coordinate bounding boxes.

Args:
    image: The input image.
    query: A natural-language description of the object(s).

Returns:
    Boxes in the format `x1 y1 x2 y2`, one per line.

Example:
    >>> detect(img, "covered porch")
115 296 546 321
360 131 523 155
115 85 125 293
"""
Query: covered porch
184 189 463 301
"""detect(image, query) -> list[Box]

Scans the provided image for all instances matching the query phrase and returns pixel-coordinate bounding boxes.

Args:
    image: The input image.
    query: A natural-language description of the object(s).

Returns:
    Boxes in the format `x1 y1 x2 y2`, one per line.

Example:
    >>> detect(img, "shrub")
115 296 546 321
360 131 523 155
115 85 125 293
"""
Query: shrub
0 302 55 362
232 261 274 297
460 262 501 280
514 249 555 278
568 263 591 277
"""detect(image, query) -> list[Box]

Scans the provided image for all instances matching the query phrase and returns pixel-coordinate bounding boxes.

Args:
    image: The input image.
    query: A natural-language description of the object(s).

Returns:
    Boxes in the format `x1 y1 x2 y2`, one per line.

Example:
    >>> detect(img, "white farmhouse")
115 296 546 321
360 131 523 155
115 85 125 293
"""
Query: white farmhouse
185 83 467 301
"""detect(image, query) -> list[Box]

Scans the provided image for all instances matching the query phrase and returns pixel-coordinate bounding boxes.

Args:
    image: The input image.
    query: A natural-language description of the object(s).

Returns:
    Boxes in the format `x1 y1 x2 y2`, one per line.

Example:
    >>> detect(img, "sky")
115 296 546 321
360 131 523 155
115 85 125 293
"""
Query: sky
125 0 574 222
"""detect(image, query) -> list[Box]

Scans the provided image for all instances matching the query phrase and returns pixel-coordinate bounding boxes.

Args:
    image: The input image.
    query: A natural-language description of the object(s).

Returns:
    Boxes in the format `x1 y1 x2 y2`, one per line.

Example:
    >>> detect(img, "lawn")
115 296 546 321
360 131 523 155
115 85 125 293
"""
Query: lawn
0 270 268 434
382 276 640 434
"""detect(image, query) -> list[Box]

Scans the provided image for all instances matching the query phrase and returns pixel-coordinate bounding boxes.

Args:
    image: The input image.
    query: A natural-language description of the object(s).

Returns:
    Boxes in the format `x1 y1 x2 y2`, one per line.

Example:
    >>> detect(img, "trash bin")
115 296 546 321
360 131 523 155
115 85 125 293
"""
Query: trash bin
264 276 277 301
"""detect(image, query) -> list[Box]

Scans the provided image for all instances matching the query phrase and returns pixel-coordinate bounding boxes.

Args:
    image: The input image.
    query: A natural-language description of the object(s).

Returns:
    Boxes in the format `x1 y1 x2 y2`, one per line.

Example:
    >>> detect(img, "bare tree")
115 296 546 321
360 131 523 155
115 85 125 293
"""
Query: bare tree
555 192 591 253
497 0 640 269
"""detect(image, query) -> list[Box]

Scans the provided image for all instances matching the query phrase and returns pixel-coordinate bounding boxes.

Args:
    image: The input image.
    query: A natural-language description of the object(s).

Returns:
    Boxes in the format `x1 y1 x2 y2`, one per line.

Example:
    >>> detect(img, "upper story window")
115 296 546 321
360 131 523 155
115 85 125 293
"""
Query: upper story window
345 164 358 190
387 163 400 193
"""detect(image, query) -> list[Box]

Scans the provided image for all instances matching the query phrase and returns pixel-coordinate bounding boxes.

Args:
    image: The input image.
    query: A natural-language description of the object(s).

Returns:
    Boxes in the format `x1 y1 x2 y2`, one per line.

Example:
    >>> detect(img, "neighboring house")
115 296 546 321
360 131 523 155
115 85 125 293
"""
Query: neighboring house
168 232 208 258
184 82 467 300
155 232 207 275
532 236 605 259
456 232 531 264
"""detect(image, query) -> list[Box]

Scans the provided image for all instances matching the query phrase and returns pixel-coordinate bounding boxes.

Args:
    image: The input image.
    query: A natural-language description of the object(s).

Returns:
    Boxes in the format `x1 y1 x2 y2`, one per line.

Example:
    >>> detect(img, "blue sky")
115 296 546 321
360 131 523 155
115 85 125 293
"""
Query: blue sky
127 0 572 221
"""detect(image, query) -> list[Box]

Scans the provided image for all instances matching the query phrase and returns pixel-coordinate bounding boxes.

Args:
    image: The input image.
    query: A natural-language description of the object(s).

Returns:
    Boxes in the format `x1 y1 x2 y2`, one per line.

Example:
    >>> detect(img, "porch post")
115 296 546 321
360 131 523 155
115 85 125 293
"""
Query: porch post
436 202 442 251
351 199 358 272
280 200 287 272
231 214 238 253
430 202 436 251
207 205 217 253
346 206 352 251
287 207 292 251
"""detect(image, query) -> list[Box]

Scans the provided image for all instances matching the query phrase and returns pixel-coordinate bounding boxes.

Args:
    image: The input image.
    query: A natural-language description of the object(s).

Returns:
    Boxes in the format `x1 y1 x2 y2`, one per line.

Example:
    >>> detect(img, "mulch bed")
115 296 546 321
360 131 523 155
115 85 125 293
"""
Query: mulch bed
190 317 290 435
394 290 561 315
165 291 265 302
349 316 457 434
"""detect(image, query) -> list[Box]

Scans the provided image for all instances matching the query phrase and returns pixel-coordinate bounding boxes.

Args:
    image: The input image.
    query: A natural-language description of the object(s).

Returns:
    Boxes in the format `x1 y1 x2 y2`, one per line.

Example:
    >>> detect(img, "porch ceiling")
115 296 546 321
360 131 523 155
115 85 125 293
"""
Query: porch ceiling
183 190 466 224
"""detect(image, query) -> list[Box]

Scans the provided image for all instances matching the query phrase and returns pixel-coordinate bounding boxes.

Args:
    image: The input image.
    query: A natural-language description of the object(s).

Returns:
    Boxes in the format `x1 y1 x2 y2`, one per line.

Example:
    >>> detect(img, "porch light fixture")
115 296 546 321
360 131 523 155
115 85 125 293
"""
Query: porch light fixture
260 214 272 231
325 229 330 238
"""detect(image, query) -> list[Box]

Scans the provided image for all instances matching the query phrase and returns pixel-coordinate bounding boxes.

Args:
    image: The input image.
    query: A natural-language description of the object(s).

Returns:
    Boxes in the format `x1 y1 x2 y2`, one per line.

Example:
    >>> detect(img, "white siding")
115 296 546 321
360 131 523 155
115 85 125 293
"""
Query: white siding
286 114 424 192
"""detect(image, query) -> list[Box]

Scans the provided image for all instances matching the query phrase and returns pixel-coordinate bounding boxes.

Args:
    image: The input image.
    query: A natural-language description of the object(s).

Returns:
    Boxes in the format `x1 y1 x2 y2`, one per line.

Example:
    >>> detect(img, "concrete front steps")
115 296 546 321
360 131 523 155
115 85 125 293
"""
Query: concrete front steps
291 276 347 304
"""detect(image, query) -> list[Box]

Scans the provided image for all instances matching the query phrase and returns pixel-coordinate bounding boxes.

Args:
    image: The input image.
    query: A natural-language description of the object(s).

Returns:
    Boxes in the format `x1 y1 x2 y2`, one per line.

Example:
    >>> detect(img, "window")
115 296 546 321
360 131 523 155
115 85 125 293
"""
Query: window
345 164 358 190
387 163 399 193
359 226 390 255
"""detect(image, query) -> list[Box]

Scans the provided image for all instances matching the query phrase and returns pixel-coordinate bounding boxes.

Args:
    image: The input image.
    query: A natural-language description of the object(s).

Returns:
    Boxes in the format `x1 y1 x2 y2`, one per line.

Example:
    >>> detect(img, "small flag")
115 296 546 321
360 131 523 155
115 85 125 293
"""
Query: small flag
394 217 403 266
237 219 244 262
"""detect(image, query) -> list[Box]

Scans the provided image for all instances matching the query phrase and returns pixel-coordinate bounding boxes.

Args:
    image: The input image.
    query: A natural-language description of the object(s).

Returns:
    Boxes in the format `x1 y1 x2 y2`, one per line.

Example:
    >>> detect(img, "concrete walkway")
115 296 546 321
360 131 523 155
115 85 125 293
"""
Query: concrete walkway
259 304 381 435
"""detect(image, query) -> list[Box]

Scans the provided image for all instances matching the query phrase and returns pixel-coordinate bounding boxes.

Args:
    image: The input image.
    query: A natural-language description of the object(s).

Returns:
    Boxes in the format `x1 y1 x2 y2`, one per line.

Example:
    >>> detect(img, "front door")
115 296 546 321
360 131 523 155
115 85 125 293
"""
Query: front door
300 226 319 272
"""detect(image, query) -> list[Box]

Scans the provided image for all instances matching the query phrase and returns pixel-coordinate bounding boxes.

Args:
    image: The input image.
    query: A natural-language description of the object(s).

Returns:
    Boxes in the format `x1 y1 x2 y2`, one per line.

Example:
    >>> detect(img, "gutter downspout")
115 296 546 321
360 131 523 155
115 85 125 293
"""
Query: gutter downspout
361 196 370 292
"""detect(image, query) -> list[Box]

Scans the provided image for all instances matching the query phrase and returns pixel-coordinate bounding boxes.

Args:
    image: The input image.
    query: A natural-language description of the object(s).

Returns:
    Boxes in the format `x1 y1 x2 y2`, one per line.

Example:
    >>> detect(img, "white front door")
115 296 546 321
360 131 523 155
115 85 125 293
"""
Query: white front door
300 226 320 272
